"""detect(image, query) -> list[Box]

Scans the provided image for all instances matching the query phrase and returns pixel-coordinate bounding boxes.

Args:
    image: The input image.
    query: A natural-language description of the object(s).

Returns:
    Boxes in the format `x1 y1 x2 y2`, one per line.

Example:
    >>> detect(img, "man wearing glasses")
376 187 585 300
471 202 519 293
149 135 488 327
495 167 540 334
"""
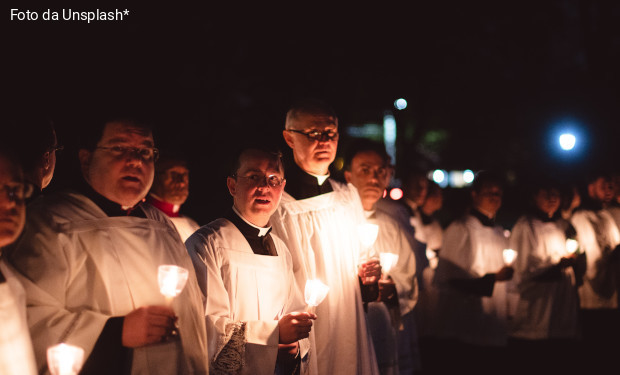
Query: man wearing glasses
272 99 381 375
0 149 37 375
6 118 208 374
186 147 315 375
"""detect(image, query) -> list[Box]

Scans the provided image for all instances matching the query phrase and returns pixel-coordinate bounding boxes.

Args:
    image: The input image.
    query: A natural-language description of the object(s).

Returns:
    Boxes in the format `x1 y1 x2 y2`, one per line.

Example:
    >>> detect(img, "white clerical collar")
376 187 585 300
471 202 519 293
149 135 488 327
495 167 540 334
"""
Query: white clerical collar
364 209 376 219
308 172 330 186
232 205 271 237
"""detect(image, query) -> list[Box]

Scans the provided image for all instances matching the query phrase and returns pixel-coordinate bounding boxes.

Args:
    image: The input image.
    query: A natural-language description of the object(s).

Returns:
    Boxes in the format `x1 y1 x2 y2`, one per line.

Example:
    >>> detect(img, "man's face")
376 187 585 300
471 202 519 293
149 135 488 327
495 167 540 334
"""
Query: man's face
589 177 614 204
80 122 155 208
283 113 339 175
405 175 429 206
472 183 503 217
344 151 392 210
152 165 190 205
534 188 561 217
227 151 286 226
0 155 26 248
41 129 58 189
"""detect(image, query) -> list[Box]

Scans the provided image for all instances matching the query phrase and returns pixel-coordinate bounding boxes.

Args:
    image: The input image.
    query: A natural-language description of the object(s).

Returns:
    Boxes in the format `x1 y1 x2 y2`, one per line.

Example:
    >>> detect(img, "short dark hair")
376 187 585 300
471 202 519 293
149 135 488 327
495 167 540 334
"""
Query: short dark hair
154 153 188 176
285 98 338 130
343 138 391 171
5 115 56 174
229 146 284 177
78 116 153 151
471 170 504 193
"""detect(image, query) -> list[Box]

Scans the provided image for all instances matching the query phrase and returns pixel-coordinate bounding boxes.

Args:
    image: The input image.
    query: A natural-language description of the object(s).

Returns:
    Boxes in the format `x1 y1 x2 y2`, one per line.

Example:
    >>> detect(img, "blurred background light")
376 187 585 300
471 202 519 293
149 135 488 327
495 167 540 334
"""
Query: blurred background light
389 188 403 200
394 98 407 110
559 133 576 151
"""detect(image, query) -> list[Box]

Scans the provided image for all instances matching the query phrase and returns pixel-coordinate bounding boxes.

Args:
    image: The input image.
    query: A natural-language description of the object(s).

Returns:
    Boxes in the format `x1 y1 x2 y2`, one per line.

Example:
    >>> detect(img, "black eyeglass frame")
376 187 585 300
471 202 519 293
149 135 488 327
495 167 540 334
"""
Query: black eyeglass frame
95 146 160 162
232 173 286 188
287 129 339 142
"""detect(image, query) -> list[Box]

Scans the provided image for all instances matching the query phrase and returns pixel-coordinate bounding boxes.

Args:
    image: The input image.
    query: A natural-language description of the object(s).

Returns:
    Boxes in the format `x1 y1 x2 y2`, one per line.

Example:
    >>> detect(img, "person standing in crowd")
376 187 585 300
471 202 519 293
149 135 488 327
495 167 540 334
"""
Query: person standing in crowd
508 179 580 373
0 149 37 375
271 99 381 375
432 171 514 373
5 117 208 374
6 115 60 198
570 171 620 372
343 139 418 375
186 147 315 375
147 154 200 242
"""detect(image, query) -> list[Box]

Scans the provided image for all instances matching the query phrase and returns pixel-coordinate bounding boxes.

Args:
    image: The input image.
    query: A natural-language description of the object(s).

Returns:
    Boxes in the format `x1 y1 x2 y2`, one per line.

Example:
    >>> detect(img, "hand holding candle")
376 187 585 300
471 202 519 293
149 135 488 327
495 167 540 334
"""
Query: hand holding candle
305 279 329 313
158 265 189 306
47 343 84 375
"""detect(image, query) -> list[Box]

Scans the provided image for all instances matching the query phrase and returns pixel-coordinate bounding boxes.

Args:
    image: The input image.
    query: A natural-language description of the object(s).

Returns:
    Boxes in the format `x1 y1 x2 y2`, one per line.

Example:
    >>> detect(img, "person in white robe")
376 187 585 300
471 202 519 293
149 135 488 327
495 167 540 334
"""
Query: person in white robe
507 181 581 373
186 148 315 375
147 155 200 242
570 172 620 373
0 150 37 375
343 139 418 375
5 119 208 374
272 99 381 375
432 171 514 373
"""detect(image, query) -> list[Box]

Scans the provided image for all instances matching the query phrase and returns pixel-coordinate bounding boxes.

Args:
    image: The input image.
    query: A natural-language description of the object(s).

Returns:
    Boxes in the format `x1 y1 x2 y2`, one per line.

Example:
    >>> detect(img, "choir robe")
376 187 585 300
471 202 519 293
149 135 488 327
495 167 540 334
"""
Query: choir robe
6 190 208 374
171 216 200 243
571 208 620 309
185 218 313 375
364 209 418 375
0 260 37 375
433 213 509 346
508 215 579 339
271 179 380 375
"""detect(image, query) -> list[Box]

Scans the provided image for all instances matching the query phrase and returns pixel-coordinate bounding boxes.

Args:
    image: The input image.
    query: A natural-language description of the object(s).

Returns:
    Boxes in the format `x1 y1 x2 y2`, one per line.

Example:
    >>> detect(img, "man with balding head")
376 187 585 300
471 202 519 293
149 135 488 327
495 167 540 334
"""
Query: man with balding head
6 118 208 374
272 99 381 375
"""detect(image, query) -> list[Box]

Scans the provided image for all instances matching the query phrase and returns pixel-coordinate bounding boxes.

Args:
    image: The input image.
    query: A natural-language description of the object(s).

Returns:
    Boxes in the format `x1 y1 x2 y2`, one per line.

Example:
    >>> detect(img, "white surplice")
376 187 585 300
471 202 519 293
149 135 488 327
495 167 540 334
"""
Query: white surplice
433 214 509 346
6 190 208 374
508 216 579 339
170 215 200 242
571 209 620 309
271 180 380 375
0 260 37 375
185 218 313 375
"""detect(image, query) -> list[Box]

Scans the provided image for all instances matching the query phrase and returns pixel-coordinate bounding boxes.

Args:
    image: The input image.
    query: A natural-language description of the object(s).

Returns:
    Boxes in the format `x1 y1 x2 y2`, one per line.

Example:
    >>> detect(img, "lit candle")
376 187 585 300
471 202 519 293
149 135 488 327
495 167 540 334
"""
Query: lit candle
305 279 329 313
503 248 517 266
158 265 189 305
565 238 579 254
379 252 399 280
47 343 84 375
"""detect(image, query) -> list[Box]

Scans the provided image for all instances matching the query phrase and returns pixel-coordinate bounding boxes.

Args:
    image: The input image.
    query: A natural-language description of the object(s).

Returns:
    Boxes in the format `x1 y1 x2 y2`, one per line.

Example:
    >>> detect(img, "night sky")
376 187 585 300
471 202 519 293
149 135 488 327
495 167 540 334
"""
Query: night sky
6 1 620 225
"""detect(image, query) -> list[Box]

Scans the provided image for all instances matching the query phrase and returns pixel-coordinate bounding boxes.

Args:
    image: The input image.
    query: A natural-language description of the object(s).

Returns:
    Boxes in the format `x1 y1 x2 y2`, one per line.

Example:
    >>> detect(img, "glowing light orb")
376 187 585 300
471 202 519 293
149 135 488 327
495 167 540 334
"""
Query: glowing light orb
389 188 403 200
394 98 407 110
432 170 445 184
559 133 576 151
503 249 517 266
463 169 475 184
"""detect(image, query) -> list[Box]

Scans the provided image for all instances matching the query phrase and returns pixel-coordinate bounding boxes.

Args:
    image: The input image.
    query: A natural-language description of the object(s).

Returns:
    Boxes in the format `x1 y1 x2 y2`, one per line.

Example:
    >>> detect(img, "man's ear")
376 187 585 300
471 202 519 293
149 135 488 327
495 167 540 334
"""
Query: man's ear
226 176 237 197
283 130 295 149
344 170 352 183
78 149 91 179
41 151 51 170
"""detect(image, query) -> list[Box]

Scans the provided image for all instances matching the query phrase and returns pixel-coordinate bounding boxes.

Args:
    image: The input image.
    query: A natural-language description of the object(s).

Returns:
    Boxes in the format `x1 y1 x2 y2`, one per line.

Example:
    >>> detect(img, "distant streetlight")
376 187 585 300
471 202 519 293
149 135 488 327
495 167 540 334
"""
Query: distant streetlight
394 98 407 110
559 133 576 151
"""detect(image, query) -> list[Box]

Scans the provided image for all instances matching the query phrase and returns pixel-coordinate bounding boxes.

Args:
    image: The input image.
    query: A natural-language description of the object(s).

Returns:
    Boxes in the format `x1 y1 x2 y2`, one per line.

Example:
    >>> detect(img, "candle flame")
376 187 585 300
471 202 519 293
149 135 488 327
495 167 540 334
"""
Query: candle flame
503 248 517 266
47 343 84 375
305 279 329 307
158 265 189 299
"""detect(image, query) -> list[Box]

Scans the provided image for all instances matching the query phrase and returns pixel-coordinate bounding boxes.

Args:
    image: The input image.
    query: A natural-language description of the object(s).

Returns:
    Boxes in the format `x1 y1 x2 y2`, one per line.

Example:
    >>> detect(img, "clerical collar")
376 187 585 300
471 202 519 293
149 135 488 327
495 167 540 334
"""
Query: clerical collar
146 194 180 217
531 208 556 223
231 206 271 237
78 179 146 218
284 162 334 200
470 208 496 227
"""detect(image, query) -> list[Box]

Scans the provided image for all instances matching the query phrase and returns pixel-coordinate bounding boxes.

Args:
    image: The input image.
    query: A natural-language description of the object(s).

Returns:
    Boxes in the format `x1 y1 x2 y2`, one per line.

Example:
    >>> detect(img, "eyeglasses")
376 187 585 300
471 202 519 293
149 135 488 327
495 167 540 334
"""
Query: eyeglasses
96 146 160 162
287 129 339 142
0 183 34 202
233 173 285 188
356 165 392 180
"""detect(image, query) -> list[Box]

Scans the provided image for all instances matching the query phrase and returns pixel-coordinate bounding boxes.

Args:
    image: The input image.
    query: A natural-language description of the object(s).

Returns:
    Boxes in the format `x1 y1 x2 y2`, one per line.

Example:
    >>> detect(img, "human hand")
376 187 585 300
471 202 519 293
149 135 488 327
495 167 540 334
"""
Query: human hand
278 312 316 344
559 256 575 268
378 279 397 302
495 266 514 282
122 306 177 347
358 259 382 285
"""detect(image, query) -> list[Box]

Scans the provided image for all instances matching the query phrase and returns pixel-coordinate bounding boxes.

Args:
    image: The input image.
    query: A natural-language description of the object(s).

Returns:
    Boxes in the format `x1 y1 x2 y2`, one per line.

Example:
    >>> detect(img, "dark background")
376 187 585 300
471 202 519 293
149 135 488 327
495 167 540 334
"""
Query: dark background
6 1 620 227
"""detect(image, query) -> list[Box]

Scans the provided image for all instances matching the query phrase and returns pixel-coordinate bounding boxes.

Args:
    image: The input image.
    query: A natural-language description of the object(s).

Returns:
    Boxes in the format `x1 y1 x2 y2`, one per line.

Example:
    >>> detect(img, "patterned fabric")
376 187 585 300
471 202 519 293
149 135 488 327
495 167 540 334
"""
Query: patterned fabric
211 322 247 375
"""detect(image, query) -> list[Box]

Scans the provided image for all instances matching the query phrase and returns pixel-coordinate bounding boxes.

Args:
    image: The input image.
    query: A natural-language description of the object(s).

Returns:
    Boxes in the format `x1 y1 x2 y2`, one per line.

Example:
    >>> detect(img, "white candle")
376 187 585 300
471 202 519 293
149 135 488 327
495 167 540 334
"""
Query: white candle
379 252 399 279
47 343 84 375
305 279 329 312
158 265 189 305
565 239 579 254
503 248 517 266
